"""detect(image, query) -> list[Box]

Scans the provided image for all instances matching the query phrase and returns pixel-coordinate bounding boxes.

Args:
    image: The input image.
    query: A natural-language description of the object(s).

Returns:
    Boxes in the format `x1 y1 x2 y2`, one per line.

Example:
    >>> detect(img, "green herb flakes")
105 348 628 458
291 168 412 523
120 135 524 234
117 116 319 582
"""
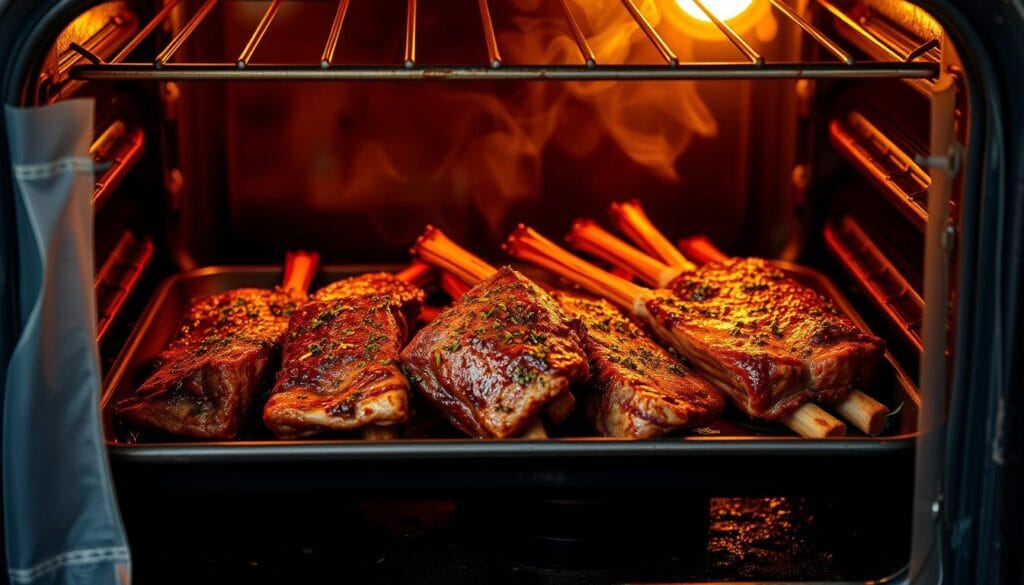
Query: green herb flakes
666 363 687 376
512 364 538 386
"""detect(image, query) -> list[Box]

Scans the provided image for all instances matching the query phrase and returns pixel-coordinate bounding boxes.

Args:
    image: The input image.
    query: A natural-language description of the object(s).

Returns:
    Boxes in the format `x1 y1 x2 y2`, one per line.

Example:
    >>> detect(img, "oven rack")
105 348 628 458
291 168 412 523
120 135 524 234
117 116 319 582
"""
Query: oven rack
824 216 924 354
67 0 940 82
95 231 154 345
830 111 931 229
90 119 145 210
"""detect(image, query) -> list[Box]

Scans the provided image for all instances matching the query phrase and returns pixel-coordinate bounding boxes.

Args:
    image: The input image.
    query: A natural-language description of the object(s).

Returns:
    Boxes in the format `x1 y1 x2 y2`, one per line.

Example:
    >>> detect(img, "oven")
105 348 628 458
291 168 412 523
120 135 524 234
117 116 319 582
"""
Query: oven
0 0 1020 583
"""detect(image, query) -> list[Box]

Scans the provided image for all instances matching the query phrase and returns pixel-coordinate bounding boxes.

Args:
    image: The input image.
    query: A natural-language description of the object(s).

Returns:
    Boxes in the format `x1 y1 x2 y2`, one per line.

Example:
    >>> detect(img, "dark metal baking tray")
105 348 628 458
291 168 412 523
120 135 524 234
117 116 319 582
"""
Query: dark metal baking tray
101 263 919 493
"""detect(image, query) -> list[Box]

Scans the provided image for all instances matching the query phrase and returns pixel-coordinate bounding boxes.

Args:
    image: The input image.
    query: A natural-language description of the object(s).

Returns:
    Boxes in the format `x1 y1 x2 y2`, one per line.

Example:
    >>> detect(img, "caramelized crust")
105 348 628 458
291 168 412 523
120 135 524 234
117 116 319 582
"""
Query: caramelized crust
315 272 424 324
400 267 590 438
264 273 425 438
643 258 884 419
118 288 300 439
554 292 725 438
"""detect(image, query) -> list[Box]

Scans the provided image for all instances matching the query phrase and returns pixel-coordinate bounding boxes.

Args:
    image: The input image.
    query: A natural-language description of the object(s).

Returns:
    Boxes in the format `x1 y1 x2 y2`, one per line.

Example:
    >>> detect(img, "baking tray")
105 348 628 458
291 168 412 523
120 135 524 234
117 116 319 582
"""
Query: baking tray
101 263 920 493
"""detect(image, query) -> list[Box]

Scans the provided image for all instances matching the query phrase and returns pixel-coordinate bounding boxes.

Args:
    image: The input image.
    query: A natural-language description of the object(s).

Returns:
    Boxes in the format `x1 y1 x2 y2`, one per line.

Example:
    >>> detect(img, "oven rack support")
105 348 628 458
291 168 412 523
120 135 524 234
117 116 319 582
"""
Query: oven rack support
68 0 940 82
824 217 925 353
830 111 932 229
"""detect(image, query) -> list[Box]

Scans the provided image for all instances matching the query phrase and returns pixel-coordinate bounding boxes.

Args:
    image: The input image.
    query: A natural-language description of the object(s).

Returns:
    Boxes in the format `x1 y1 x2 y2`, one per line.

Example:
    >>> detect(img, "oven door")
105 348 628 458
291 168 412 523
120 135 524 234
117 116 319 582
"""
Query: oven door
932 2 1024 584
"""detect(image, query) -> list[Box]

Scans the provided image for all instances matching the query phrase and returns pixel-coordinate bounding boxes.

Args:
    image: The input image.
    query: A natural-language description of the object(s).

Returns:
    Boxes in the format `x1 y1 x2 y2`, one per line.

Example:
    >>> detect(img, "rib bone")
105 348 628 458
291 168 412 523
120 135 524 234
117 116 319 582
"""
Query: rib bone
602 200 889 436
416 227 724 439
506 224 846 439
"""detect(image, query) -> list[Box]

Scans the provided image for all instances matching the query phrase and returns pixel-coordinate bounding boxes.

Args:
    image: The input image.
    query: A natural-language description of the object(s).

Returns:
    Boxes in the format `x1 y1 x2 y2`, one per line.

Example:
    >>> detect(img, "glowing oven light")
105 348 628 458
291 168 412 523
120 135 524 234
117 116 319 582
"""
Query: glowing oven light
675 0 754 22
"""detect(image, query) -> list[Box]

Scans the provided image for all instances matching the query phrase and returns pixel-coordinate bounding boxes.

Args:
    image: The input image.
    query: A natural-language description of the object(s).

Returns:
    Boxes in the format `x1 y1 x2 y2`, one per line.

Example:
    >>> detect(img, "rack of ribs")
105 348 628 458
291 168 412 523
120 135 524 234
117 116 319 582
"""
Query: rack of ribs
505 225 867 438
117 252 318 439
601 200 889 435
262 264 430 439
413 227 724 439
401 227 590 438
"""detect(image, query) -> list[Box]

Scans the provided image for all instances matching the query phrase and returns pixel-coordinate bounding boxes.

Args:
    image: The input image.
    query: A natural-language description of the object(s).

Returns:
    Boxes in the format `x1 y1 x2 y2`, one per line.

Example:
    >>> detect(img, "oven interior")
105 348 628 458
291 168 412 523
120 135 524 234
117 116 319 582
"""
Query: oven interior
16 0 966 581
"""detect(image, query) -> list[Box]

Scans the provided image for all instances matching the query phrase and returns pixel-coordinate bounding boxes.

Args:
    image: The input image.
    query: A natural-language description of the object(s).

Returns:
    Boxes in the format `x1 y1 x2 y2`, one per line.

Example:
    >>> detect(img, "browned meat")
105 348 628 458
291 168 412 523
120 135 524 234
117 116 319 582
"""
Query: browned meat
315 272 424 324
117 288 300 439
506 225 877 438
400 267 590 438
553 292 725 438
263 273 424 438
642 258 884 419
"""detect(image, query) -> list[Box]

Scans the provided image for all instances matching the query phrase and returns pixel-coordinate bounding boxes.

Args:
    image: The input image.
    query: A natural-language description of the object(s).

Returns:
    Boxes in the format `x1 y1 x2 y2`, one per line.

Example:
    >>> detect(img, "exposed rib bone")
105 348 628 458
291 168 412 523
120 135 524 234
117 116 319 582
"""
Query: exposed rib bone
609 199 696 271
282 250 320 298
411 225 497 285
779 403 846 438
833 385 889 435
678 235 728 264
607 200 889 436
395 260 436 288
506 225 845 439
411 226 556 438
504 224 644 310
567 219 682 287
440 271 471 300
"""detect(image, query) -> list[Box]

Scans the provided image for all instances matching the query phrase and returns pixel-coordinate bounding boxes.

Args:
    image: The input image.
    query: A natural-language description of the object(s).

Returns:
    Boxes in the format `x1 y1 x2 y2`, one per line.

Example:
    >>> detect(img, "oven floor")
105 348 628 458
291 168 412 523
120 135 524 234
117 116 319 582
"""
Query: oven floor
126 494 909 584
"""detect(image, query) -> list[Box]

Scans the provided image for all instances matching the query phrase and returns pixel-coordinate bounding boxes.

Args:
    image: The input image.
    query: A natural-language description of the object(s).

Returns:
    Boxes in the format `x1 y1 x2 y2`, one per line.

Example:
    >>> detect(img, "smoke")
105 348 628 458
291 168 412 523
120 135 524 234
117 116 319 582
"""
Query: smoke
234 0 719 245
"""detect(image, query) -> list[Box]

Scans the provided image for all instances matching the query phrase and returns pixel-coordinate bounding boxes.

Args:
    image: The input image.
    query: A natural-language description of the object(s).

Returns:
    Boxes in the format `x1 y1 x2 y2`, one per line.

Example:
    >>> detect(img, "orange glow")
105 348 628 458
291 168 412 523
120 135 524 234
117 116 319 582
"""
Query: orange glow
675 0 754 22
224 0 722 247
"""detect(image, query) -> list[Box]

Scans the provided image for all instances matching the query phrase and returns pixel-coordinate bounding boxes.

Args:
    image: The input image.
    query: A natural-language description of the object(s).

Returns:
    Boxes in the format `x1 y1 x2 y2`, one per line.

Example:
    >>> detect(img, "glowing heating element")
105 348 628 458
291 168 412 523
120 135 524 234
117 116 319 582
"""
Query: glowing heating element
675 0 754 22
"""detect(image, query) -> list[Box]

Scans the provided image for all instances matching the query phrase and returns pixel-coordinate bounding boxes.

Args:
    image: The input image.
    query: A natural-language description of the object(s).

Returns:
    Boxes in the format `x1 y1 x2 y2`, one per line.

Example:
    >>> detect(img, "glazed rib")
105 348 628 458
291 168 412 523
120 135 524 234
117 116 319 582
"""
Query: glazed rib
436 265 575 431
505 225 848 437
401 227 590 438
604 200 888 434
118 252 317 439
416 227 724 438
553 292 725 437
262 271 427 439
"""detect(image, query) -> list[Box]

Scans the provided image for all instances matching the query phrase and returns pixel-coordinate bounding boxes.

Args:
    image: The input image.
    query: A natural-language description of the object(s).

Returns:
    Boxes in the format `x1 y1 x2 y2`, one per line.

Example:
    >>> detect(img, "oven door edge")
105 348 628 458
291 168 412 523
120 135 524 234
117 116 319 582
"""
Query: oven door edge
918 1 1024 585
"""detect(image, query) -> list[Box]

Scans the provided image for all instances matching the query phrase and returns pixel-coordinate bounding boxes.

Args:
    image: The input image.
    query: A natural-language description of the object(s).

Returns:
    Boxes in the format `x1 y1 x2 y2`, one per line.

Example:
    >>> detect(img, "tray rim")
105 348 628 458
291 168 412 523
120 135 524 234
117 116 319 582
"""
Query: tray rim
107 435 917 463
101 262 921 459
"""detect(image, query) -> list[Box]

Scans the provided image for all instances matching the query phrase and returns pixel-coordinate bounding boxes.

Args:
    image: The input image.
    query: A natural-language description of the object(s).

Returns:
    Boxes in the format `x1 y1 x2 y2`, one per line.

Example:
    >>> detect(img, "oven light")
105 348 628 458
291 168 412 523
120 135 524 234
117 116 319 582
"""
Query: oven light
675 0 755 22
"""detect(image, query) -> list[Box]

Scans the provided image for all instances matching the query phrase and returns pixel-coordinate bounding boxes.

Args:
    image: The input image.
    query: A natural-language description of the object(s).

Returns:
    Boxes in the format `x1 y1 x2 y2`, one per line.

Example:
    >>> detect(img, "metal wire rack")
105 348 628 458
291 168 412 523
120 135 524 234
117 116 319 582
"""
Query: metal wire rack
68 0 940 81
830 111 932 229
824 216 924 353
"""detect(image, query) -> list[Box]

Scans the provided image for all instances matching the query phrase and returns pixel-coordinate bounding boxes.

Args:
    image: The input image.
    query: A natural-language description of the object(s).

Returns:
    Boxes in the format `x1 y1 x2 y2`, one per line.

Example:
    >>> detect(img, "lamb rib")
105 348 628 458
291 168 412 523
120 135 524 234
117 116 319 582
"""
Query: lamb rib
401 226 590 438
437 271 577 431
676 233 889 434
418 228 725 438
570 218 887 432
118 251 318 439
262 264 430 439
604 200 889 435
505 225 848 438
